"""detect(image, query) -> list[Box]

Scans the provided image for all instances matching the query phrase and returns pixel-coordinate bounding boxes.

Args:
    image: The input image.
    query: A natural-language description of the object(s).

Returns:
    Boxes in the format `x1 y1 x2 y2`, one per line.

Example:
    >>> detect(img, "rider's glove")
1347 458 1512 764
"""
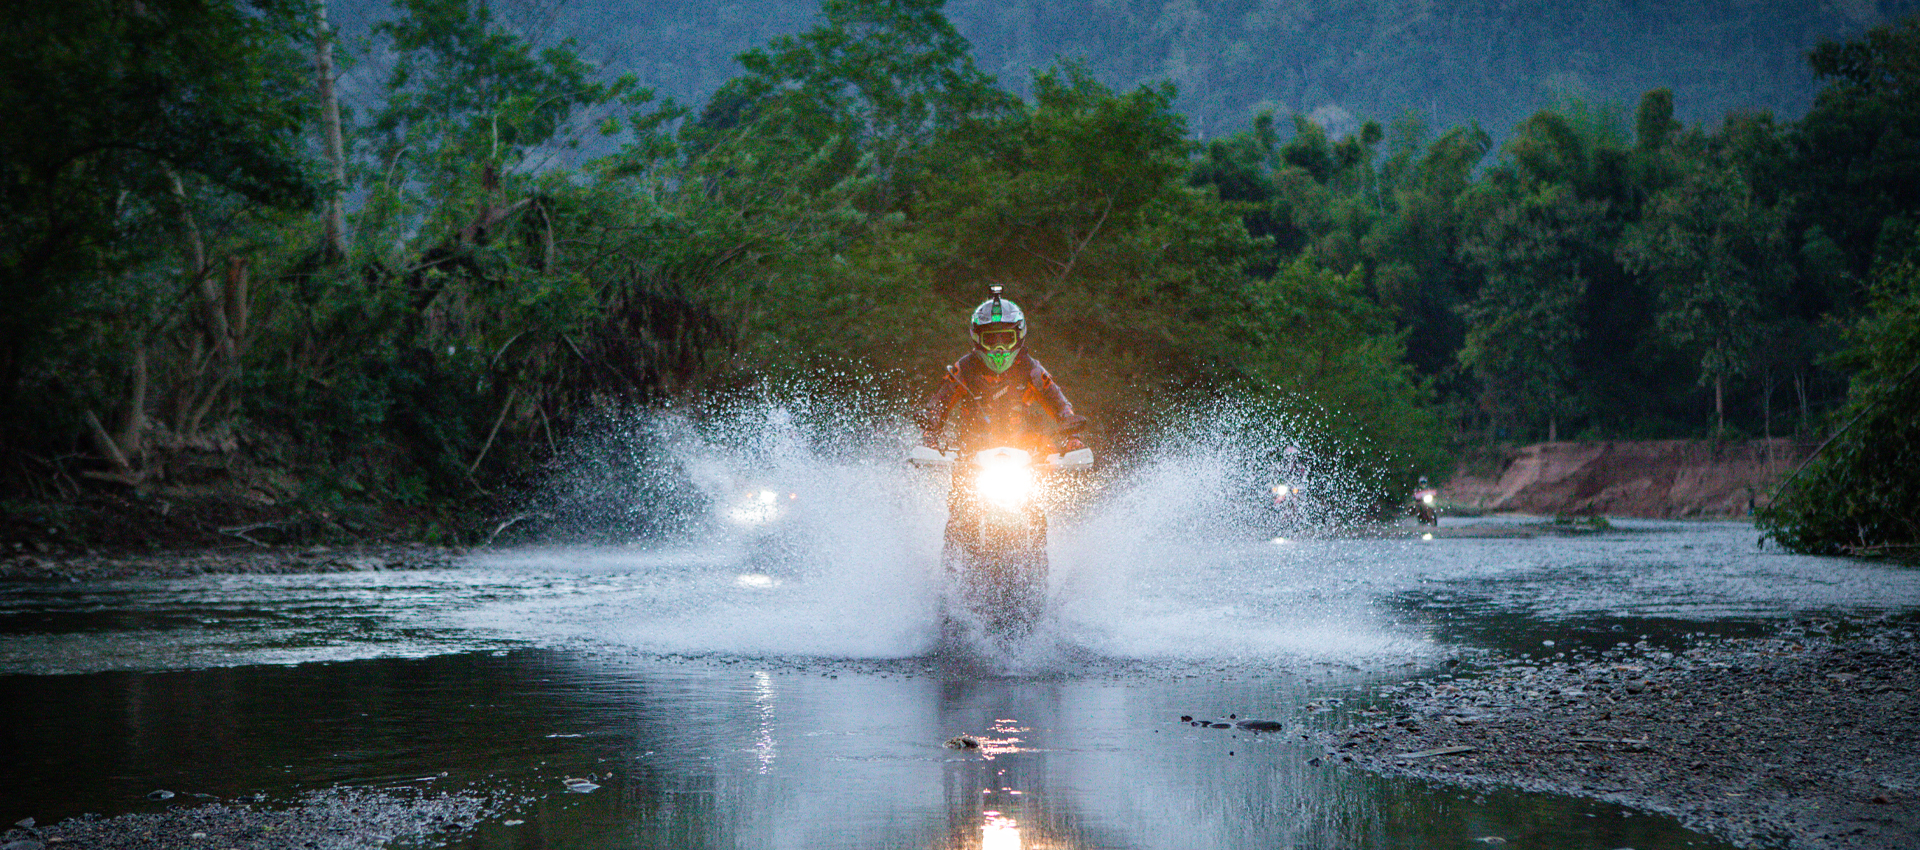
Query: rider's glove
1057 435 1086 453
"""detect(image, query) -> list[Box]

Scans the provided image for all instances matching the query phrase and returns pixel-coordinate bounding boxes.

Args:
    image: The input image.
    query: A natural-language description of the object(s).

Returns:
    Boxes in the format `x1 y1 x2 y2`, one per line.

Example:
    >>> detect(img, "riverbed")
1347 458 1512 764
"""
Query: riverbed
4 509 1918 849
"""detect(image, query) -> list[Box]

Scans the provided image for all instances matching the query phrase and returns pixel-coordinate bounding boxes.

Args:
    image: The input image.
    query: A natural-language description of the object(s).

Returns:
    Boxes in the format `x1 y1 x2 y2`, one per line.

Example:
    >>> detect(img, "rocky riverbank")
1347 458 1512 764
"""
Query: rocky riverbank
1317 614 1920 850
0 787 502 850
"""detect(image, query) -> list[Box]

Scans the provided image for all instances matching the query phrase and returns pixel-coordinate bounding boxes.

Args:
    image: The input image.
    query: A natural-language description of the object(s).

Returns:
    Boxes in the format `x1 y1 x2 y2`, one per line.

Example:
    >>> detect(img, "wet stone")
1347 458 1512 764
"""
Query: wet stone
1315 613 1920 850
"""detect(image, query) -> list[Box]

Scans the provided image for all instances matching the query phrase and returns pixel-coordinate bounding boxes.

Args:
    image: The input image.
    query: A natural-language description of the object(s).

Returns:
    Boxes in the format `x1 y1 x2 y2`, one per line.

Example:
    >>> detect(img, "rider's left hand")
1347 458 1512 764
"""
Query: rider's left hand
1058 435 1086 453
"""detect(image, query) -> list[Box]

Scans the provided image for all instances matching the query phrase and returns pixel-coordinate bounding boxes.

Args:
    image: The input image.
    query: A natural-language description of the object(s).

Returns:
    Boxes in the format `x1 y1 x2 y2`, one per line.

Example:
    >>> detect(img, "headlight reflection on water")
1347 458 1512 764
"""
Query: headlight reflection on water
981 813 1022 850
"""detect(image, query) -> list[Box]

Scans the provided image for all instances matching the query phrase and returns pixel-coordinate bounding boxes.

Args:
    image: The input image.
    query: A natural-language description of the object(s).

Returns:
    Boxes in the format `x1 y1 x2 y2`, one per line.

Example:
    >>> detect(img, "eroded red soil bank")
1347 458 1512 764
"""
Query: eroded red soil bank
1444 439 1817 519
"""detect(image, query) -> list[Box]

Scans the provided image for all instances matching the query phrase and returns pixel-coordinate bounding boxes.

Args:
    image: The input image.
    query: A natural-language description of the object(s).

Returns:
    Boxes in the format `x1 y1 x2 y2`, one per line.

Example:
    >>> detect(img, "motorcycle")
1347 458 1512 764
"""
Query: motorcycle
717 483 802 571
1262 446 1316 535
1267 481 1307 526
1411 480 1439 526
910 442 1093 637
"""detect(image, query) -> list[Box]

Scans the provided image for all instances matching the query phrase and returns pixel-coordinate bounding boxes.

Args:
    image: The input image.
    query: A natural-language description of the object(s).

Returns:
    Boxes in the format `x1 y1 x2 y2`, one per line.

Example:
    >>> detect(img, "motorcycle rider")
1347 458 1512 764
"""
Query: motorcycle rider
1412 475 1439 526
918 285 1087 547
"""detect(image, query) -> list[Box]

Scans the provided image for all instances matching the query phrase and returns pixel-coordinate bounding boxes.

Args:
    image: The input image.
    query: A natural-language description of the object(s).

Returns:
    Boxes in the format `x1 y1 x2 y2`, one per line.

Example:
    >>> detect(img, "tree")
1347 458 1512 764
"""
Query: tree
855 63 1262 412
362 0 644 243
1634 88 1681 154
1618 153 1789 433
1760 247 1920 558
685 0 1016 211
1217 258 1445 509
1361 120 1492 379
1458 184 1605 440
0 0 317 468
1793 14 1920 281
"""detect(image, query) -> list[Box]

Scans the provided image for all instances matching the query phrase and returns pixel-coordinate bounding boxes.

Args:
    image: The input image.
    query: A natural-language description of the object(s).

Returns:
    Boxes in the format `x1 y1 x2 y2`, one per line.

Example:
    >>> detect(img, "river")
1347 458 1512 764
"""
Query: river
4 416 1918 849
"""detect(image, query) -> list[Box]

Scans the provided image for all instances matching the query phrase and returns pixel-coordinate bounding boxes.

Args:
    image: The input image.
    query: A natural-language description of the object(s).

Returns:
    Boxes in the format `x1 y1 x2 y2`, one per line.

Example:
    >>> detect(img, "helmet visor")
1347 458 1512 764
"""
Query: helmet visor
976 327 1020 350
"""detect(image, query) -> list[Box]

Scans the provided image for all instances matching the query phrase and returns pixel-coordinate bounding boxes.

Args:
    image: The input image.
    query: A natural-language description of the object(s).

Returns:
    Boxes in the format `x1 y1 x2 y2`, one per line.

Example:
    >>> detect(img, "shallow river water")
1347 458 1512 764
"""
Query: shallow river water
7 509 1920 850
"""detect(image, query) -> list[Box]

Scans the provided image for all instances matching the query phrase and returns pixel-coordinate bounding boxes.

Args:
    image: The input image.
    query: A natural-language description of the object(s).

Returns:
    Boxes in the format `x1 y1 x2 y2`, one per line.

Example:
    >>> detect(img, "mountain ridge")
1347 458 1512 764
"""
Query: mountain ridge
328 0 1920 139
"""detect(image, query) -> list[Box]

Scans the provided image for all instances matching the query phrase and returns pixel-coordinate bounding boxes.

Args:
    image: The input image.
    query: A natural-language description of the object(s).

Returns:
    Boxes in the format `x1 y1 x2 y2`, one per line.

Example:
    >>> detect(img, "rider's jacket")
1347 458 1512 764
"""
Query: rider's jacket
919 351 1084 453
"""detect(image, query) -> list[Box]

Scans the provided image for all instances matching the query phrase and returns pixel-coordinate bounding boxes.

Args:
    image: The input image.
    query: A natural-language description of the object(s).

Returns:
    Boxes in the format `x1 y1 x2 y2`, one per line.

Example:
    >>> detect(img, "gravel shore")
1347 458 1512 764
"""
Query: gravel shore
1318 614 1920 850
0 788 501 850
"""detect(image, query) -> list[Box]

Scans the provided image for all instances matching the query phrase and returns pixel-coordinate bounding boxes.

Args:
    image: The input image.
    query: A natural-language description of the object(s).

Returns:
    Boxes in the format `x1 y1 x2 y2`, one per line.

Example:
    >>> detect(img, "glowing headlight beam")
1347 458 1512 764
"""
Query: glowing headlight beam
975 461 1037 510
725 488 790 526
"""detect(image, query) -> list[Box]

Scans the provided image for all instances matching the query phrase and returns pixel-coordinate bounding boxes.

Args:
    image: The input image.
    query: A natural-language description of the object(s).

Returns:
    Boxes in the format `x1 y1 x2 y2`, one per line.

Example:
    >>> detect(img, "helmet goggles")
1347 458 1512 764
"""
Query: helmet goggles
974 325 1021 351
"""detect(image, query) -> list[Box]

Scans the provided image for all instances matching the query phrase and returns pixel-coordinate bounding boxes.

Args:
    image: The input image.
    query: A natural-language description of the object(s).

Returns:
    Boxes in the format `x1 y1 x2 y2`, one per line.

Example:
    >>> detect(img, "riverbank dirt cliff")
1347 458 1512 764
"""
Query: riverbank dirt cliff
1442 439 1816 519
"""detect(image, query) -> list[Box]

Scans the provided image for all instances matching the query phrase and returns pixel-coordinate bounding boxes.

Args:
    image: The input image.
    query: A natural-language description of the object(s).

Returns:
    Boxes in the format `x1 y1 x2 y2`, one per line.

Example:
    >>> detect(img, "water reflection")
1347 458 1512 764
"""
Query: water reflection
8 520 1902 848
979 813 1021 850
0 649 1737 850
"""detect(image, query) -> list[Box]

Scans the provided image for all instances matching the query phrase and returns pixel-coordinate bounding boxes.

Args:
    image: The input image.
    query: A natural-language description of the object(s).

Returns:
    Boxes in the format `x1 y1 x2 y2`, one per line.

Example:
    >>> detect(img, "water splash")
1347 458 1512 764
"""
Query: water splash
496 388 1427 672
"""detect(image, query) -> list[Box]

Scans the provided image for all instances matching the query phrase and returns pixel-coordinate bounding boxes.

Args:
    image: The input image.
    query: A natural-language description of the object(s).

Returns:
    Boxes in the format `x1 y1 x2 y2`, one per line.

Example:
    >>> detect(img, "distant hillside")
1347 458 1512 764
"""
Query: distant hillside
947 0 1920 137
336 0 1919 139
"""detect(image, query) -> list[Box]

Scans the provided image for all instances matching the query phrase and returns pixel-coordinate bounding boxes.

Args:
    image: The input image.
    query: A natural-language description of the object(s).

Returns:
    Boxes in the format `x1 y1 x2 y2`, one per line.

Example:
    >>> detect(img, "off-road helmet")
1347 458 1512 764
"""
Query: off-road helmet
969 285 1026 373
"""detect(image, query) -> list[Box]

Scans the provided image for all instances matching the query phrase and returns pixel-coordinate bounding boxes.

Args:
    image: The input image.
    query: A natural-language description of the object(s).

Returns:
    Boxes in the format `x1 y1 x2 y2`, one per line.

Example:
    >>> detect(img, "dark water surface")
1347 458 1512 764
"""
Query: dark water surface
4 517 1916 849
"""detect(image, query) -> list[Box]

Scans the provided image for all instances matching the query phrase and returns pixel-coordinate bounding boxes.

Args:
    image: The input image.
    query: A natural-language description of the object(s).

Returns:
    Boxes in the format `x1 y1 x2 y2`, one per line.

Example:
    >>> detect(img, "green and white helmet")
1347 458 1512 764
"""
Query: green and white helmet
969 285 1026 373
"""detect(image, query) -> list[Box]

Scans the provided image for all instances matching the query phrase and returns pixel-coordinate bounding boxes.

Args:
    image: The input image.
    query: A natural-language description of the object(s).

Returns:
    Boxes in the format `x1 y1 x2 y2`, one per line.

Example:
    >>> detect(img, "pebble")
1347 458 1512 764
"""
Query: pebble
1319 613 1920 850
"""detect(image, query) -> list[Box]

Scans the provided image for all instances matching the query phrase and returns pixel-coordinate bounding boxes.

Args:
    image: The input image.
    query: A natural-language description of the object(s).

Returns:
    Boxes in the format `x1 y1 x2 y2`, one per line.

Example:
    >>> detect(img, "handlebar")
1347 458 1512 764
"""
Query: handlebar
907 445 1094 471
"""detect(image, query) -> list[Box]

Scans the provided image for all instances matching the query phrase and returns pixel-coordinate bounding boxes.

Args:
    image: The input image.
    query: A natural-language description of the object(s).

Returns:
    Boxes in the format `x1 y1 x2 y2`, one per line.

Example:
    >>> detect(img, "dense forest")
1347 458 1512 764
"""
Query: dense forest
0 0 1914 555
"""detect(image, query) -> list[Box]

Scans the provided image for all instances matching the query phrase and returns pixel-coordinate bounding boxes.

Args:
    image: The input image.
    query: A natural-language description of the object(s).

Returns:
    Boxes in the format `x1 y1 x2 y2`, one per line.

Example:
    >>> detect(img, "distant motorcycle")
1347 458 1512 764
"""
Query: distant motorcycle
1264 446 1314 533
1267 481 1307 525
910 443 1093 637
1411 477 1439 526
718 484 801 568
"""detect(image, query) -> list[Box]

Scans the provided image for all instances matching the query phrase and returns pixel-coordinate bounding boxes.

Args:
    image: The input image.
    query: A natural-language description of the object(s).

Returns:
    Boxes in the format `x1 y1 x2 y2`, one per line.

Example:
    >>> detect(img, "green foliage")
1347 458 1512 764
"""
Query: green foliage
1458 183 1608 438
1760 254 1920 557
1186 53 1891 445
686 0 1015 207
363 0 647 241
10 0 1919 547
1215 259 1446 504
1619 146 1790 431
856 64 1261 415
0 0 317 448
1795 15 1920 281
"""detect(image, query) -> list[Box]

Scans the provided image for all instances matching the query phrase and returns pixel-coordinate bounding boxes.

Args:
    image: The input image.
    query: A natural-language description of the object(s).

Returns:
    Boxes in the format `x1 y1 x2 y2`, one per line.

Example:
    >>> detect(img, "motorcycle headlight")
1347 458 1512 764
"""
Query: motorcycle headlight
1421 492 1436 506
976 460 1037 510
725 489 787 526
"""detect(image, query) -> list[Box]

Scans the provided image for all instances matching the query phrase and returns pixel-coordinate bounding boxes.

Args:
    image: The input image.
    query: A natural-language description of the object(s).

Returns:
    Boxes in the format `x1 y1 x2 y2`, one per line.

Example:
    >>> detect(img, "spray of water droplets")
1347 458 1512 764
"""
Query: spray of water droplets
491 385 1429 672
